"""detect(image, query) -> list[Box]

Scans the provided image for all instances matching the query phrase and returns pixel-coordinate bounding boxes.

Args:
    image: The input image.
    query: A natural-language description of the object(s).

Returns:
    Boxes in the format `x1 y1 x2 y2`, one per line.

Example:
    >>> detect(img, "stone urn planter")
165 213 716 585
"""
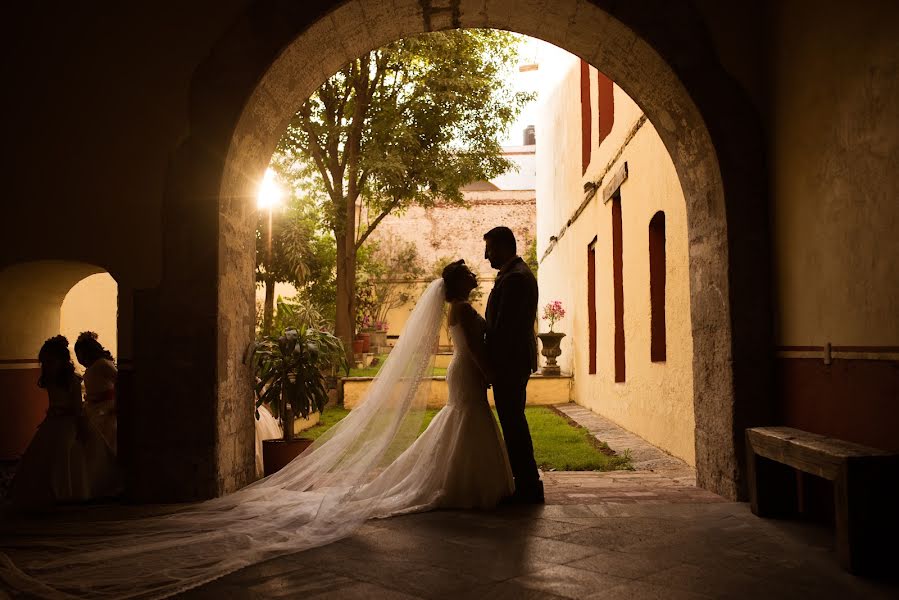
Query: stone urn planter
537 332 566 376
369 329 387 352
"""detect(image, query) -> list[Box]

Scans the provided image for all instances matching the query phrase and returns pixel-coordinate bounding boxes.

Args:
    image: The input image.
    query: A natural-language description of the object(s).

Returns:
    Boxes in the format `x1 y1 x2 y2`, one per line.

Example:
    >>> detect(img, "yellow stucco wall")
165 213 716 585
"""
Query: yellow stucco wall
342 375 571 410
535 52 696 464
382 280 491 348
770 1 899 348
0 262 114 362
60 273 119 360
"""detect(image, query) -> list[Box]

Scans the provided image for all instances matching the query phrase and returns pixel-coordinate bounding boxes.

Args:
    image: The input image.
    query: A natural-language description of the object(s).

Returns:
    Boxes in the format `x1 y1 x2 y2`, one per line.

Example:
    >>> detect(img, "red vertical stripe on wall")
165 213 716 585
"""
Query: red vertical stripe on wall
649 212 667 362
587 238 598 374
580 59 591 174
612 195 625 382
596 71 615 145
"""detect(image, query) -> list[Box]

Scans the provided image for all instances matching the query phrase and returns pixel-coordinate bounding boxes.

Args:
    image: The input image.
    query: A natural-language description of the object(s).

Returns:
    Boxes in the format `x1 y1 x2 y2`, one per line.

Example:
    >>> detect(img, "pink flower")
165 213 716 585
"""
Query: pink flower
541 301 565 332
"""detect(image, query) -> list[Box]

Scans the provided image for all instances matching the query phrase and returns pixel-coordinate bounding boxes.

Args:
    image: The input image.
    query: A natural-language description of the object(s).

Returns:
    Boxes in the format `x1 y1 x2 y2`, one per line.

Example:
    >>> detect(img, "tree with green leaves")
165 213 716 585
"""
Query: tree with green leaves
277 29 529 355
255 201 314 337
358 235 425 329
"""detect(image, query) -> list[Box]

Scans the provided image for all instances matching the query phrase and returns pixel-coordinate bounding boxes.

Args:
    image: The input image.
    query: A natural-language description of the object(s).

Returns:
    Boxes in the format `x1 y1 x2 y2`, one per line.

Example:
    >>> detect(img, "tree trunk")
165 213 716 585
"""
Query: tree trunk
263 276 275 337
334 231 356 362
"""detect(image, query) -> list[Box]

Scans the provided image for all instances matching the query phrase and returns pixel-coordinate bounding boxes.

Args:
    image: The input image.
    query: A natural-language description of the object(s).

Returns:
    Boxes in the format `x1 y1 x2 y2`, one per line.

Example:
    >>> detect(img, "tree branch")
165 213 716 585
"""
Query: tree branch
298 104 337 202
355 196 401 250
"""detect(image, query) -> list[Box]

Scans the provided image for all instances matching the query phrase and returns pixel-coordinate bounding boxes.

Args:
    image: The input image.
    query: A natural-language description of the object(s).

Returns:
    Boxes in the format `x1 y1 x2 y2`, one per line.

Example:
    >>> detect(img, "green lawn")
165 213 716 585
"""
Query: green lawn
300 405 631 471
347 355 446 378
303 407 351 440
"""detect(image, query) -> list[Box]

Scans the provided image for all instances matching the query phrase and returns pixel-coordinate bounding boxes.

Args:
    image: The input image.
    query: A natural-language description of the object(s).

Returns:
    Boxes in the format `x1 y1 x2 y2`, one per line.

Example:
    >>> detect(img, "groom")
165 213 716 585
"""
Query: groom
483 226 544 504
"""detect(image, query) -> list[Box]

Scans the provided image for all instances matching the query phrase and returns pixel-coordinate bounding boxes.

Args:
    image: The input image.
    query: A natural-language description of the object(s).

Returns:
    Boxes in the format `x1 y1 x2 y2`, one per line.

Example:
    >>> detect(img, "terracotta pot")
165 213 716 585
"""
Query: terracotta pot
357 332 371 353
262 438 313 476
537 332 566 376
352 339 364 354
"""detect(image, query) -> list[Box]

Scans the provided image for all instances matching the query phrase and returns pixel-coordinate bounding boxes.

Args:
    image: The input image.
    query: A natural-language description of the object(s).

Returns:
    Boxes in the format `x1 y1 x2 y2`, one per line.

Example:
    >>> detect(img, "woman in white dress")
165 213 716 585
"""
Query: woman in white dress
0 273 513 598
9 336 118 508
74 331 118 454
363 259 513 515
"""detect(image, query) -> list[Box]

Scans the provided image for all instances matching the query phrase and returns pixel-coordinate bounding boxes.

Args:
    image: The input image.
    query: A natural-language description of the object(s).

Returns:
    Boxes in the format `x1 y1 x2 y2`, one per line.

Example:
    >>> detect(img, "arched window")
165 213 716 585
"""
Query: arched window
649 211 666 362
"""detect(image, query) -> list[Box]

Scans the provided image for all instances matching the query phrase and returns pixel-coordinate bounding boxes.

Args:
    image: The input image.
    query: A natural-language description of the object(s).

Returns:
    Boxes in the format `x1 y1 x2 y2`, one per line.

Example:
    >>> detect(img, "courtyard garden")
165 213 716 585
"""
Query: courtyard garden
302 405 632 472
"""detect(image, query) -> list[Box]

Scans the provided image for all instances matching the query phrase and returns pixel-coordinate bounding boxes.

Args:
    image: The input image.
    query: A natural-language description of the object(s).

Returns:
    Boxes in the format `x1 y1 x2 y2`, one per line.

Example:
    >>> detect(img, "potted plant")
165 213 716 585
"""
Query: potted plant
537 300 566 376
356 314 373 353
250 325 347 475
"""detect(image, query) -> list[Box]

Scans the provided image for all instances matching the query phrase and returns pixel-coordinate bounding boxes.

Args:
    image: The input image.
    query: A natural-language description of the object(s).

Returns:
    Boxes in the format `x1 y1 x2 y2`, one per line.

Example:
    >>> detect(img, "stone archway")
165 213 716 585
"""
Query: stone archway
137 0 772 501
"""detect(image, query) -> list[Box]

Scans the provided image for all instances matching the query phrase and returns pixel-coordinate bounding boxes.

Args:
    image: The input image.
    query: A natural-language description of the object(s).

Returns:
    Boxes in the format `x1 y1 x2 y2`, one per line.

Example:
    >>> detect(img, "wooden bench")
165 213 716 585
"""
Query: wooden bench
746 427 899 575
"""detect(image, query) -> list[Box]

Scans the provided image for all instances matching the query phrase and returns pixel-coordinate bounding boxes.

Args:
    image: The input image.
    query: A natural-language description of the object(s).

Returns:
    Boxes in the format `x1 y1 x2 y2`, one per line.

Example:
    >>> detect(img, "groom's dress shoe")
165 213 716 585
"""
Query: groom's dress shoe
502 481 545 505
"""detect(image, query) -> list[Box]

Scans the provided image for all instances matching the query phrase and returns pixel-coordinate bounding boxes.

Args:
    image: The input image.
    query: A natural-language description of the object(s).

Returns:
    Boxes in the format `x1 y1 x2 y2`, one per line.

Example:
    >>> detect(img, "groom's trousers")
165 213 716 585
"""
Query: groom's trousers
493 372 540 489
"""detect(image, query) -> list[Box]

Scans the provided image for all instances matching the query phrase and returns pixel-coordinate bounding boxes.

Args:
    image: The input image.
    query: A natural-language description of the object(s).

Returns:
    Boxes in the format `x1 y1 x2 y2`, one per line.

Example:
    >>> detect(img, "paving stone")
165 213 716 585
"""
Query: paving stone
172 404 899 598
554 517 690 551
566 549 682 580
461 580 570 599
510 563 630 599
308 581 424 599
587 579 713 600
354 564 485 599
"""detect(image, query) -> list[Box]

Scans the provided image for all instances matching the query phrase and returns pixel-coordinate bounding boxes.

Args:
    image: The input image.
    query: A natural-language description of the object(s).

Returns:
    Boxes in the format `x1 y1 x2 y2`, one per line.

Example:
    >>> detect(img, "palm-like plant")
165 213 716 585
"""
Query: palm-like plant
250 326 347 441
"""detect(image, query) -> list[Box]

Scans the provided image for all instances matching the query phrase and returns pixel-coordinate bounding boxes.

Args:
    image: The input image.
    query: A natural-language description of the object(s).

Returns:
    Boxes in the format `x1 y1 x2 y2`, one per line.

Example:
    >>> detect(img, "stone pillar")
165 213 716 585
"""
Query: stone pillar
124 142 256 503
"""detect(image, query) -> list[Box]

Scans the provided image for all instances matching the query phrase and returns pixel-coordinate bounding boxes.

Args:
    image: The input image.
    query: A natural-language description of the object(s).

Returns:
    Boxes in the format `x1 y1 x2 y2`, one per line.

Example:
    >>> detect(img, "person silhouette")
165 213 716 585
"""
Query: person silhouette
74 331 117 454
483 226 543 503
10 336 118 508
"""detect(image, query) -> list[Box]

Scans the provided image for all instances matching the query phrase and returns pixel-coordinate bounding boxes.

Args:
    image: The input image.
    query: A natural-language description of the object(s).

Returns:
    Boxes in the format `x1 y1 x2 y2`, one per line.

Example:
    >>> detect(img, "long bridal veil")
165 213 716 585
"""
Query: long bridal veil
0 279 447 599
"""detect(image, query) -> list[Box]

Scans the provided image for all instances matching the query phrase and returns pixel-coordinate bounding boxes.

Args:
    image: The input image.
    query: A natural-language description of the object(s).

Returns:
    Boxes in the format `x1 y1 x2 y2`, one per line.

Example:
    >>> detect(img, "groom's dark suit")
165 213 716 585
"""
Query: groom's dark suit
485 256 541 492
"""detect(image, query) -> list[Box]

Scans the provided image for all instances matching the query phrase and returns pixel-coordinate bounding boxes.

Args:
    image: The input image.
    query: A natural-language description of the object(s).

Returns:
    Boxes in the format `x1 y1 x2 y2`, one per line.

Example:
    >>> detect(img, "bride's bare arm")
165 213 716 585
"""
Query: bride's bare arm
450 303 495 383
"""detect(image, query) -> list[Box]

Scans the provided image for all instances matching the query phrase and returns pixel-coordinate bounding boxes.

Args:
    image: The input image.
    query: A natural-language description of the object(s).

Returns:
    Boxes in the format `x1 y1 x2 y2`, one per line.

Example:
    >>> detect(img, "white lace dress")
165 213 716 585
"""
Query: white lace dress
364 309 514 516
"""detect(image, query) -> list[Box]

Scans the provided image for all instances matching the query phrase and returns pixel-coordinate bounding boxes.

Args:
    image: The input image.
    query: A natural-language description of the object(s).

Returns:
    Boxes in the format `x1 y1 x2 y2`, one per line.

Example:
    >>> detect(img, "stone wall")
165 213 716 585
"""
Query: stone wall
370 189 536 282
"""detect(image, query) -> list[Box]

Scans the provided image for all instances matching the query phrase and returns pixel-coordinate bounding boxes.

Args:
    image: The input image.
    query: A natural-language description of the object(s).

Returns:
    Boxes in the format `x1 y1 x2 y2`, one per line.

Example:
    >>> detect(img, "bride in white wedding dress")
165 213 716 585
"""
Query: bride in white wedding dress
0 265 512 599
364 260 513 516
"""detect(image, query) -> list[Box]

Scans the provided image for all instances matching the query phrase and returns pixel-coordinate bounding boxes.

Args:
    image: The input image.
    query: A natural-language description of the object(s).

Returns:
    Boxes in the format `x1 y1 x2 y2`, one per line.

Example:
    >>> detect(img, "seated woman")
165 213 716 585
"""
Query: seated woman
74 331 117 454
10 336 118 508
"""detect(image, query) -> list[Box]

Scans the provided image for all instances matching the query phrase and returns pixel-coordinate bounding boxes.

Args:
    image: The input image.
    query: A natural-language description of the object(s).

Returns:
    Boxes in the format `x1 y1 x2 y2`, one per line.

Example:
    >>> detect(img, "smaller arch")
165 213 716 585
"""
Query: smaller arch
0 261 117 460
649 211 666 362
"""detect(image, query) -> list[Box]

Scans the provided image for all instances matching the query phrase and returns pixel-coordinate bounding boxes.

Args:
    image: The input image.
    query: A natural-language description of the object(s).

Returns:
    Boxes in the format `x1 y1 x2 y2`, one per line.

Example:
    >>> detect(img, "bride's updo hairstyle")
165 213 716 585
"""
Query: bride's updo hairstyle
37 335 76 388
441 259 469 302
74 330 114 365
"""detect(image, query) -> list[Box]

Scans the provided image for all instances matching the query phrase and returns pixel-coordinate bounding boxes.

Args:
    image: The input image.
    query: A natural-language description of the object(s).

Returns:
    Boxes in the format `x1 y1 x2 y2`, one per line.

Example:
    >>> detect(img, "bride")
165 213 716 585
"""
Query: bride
363 259 512 515
0 263 514 599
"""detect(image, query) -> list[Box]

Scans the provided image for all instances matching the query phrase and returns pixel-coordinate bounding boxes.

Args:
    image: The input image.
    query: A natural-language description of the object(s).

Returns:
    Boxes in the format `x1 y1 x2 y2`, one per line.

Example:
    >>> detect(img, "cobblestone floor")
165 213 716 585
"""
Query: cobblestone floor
4 404 896 598
546 403 705 506
181 403 897 599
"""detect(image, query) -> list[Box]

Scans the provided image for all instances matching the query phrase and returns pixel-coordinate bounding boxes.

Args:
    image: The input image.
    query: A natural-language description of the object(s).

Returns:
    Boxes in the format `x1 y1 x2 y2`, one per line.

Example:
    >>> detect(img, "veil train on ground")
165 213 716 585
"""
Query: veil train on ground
0 280 447 600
